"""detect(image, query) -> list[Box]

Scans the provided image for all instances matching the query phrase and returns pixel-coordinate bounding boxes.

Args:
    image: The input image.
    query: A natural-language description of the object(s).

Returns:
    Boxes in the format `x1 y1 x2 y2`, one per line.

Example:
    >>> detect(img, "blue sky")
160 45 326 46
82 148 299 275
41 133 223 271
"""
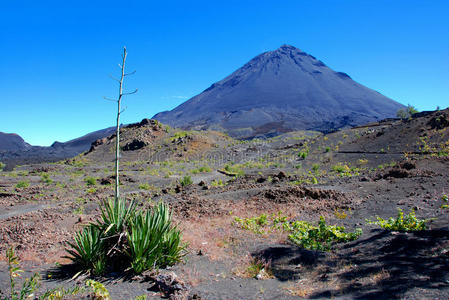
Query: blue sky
1 0 448 146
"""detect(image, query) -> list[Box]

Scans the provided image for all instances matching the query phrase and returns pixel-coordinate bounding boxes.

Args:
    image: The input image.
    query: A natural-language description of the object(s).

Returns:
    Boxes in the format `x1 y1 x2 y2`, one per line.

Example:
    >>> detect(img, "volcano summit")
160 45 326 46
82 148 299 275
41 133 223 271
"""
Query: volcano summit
154 45 404 138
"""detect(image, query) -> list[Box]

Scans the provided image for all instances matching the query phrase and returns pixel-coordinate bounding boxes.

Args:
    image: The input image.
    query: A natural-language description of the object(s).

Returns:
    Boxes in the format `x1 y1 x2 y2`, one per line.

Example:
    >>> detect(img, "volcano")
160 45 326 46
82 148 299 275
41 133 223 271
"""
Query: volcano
153 44 404 138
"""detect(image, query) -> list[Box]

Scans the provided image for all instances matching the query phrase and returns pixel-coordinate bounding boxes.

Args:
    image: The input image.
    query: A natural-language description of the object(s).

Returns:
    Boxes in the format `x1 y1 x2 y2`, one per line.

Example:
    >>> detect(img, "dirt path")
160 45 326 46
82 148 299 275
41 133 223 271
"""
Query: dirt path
0 203 57 221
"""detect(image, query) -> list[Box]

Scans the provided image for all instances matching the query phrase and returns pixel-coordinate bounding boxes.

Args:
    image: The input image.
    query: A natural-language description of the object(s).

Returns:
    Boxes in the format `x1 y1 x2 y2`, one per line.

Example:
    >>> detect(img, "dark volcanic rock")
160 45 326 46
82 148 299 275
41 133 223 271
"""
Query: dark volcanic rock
122 139 148 151
153 44 405 138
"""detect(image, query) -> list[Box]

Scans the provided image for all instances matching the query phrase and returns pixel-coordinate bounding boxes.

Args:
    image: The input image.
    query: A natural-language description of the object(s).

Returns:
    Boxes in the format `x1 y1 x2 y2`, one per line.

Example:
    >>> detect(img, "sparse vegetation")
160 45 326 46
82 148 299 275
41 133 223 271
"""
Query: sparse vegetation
85 176 97 186
40 173 53 184
396 104 419 119
222 163 245 177
4 247 39 300
366 208 429 232
234 212 362 251
85 280 110 300
0 161 5 171
180 175 193 187
191 165 212 174
441 194 449 209
286 217 362 251
15 180 29 189
211 179 226 187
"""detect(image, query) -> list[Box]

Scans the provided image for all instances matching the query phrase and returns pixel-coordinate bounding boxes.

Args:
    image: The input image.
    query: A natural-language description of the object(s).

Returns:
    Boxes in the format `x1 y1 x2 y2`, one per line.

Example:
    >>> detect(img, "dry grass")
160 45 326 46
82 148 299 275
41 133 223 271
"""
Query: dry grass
233 254 274 279
284 280 315 297
369 268 391 284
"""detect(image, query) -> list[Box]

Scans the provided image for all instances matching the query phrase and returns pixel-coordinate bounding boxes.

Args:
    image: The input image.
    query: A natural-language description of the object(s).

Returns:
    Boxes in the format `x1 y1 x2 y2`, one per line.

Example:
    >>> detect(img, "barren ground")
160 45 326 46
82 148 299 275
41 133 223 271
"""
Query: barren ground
1 110 449 299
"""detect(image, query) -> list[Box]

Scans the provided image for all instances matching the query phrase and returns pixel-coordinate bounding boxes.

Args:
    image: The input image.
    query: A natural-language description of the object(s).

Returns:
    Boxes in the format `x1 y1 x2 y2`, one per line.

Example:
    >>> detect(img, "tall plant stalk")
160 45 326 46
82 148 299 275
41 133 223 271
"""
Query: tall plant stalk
105 47 137 201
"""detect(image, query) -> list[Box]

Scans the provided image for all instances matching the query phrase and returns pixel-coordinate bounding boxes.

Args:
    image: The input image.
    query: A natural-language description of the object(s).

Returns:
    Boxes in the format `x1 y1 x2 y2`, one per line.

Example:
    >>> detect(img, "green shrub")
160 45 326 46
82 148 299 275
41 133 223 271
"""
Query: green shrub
331 163 360 177
86 280 110 300
234 213 361 251
40 173 53 184
86 187 97 194
233 214 269 234
286 217 362 251
138 183 153 190
15 181 29 189
366 208 429 232
0 161 5 171
298 150 308 159
211 179 226 187
85 176 97 186
441 194 449 209
312 164 320 172
170 131 189 142
191 165 212 174
180 175 193 187
223 163 244 177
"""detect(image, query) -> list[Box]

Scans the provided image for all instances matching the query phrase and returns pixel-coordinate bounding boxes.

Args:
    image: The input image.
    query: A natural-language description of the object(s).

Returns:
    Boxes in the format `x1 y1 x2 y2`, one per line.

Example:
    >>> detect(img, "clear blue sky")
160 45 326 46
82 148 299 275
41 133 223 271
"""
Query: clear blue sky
1 0 448 146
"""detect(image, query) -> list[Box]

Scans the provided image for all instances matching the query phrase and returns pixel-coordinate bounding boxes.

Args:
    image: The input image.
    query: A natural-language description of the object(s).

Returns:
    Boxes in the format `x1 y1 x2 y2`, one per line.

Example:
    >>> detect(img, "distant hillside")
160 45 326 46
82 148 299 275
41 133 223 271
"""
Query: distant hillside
0 132 31 152
0 127 115 170
154 44 405 138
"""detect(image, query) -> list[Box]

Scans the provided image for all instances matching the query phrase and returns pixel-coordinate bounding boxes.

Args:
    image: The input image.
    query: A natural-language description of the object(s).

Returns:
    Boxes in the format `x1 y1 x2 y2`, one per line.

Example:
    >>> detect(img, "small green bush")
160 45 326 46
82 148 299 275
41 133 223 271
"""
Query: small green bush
287 217 362 251
298 150 308 159
366 208 429 232
223 163 244 177
86 280 110 300
0 161 5 171
40 173 53 184
441 194 449 209
211 179 226 187
15 181 30 189
234 213 361 251
138 183 153 190
180 175 193 187
85 176 97 186
191 165 212 174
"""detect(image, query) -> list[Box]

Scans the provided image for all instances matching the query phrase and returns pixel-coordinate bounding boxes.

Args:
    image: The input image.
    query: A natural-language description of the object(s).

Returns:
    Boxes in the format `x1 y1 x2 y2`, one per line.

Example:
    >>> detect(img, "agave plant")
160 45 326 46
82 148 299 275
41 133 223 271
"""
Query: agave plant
96 198 136 236
125 202 186 274
64 224 106 275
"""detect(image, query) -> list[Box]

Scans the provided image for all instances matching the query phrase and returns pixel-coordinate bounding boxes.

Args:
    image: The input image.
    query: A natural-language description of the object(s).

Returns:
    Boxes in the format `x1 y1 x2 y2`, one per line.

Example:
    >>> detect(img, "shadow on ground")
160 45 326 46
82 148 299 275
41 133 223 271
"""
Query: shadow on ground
255 228 449 299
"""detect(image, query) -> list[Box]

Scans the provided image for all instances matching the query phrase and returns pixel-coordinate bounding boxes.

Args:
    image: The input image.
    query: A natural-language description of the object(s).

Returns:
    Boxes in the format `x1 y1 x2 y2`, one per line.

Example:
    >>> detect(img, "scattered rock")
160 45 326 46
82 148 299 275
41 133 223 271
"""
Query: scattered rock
150 271 190 299
277 171 287 180
122 139 148 151
256 177 266 183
